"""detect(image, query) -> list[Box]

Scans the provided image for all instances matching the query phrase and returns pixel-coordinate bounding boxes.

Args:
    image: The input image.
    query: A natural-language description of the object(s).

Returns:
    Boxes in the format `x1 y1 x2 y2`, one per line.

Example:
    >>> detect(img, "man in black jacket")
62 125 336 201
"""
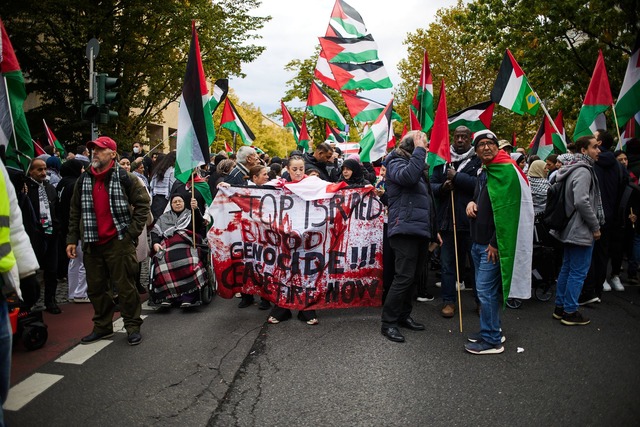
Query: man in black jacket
431 126 481 318
303 142 335 182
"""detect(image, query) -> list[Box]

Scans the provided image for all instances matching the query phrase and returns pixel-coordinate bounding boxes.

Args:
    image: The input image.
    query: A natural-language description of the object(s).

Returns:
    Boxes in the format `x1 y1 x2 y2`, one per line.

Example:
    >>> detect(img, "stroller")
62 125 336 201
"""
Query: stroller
148 230 216 308
506 215 559 309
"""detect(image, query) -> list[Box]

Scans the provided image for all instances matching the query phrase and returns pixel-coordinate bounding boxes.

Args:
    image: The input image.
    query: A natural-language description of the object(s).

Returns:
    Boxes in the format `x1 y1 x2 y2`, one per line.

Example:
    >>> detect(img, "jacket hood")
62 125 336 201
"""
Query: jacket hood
555 161 591 183
596 150 617 168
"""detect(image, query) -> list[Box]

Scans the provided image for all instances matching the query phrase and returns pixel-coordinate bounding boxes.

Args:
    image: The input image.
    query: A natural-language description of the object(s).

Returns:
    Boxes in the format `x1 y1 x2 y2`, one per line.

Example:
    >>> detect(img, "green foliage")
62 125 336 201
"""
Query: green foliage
2 0 269 150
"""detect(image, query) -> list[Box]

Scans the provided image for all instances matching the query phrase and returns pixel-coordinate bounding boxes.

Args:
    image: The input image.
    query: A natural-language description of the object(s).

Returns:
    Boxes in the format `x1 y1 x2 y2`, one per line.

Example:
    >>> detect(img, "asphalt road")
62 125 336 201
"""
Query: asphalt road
6 284 640 426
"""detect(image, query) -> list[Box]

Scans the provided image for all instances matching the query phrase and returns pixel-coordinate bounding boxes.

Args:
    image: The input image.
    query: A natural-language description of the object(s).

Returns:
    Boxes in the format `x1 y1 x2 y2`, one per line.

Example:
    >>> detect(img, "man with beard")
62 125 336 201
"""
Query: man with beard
431 126 481 318
66 136 150 346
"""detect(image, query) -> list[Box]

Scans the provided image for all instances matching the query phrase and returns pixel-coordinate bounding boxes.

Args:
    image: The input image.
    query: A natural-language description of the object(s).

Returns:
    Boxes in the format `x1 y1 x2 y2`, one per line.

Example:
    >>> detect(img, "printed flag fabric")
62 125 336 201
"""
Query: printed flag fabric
329 61 393 91
574 50 613 139
615 33 640 128
529 116 555 160
484 149 534 303
43 119 65 157
0 19 34 170
307 81 347 130
359 98 393 162
447 101 495 132
298 113 311 151
427 80 451 174
207 78 229 114
325 122 345 143
551 110 568 153
314 50 341 91
490 49 540 116
207 183 383 310
325 0 369 39
175 22 215 184
409 108 421 131
341 91 400 123
410 50 434 132
319 35 379 64
281 100 300 143
221 98 256 145
224 141 233 155
616 112 640 151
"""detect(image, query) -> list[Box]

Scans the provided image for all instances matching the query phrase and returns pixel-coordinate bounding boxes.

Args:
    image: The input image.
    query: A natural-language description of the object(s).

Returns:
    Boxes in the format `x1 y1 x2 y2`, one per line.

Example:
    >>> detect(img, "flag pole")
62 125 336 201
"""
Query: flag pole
142 133 175 159
191 172 196 249
611 102 623 143
532 89 567 149
450 189 463 333
3 76 21 155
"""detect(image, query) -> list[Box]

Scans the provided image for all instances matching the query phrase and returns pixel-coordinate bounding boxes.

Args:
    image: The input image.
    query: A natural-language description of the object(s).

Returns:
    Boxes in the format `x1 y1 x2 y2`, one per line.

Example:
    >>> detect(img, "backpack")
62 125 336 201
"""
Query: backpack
543 164 588 231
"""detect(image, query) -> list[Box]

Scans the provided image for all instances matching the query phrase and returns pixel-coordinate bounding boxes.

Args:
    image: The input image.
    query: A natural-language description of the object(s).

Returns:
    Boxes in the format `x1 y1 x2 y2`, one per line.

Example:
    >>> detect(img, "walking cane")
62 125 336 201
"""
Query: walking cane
451 189 463 332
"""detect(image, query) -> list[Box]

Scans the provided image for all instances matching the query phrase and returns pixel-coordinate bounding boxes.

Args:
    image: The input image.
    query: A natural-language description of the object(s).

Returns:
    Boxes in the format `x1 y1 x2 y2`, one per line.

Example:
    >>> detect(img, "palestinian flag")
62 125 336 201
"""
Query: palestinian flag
427 80 451 174
410 50 434 132
43 119 65 158
221 98 255 145
358 98 393 162
615 33 640 127
400 123 408 139
329 61 392 91
325 0 369 39
187 174 213 206
325 122 345 143
616 112 640 151
281 100 300 143
298 113 311 152
574 50 613 138
574 50 613 139
224 141 233 155
319 35 379 64
0 19 34 170
307 80 347 131
528 116 555 160
447 101 495 132
551 110 568 153
341 91 401 123
484 148 534 303
175 22 215 184
207 78 228 114
314 50 341 91
409 108 421 131
490 49 539 116
283 175 348 200
32 139 46 157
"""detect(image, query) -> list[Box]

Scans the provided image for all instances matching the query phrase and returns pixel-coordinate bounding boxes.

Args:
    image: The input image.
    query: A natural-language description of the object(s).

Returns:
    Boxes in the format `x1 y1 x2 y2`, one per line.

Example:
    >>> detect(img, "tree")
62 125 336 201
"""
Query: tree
2 0 269 149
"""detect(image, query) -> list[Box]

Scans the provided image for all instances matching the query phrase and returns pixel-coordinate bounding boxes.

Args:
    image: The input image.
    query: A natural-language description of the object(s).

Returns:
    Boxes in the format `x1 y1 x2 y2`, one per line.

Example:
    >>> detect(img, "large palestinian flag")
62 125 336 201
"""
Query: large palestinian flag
175 22 215 183
325 0 369 38
307 80 347 130
341 91 401 123
490 49 539 116
483 147 534 303
329 61 392 91
319 35 379 63
615 33 640 128
574 50 613 139
447 101 495 132
0 19 34 171
359 98 393 162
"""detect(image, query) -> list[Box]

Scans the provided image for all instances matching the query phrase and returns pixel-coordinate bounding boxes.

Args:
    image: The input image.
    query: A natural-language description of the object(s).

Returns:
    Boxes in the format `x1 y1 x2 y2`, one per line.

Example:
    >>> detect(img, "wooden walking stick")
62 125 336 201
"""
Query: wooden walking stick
451 189 463 332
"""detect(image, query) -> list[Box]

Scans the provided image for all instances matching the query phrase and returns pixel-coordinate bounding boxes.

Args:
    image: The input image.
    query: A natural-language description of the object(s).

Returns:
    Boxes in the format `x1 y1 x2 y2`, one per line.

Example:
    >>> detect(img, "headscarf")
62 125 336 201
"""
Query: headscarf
153 194 192 239
510 152 525 165
341 158 366 185
527 160 547 179
46 156 62 171
60 159 84 178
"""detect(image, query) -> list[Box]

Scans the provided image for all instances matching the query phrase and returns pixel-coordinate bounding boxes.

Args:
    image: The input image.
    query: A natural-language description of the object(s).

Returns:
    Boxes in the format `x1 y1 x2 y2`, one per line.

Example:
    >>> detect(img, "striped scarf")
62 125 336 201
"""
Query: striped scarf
81 164 131 243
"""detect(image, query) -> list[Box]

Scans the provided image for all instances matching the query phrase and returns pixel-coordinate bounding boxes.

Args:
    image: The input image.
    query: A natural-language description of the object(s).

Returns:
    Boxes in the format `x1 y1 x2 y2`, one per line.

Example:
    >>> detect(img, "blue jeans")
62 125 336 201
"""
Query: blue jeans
555 243 594 313
471 243 502 345
0 301 12 426
440 230 474 303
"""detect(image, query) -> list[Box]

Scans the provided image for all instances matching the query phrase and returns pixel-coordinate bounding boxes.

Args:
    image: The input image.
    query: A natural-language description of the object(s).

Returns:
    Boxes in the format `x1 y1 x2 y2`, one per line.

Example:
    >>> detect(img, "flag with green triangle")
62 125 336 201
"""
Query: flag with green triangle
410 50 434 132
43 119 66 158
490 49 540 116
574 50 613 139
615 34 640 128
427 79 451 175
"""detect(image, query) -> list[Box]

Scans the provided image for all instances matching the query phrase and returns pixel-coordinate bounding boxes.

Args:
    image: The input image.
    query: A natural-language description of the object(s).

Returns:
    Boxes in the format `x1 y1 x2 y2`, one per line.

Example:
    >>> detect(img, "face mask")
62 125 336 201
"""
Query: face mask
133 147 140 154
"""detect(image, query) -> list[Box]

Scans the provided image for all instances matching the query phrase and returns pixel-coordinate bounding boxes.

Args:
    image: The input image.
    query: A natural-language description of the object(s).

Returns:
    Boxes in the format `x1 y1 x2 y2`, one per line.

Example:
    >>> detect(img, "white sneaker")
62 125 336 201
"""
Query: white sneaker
610 275 625 291
602 280 612 292
457 281 466 291
435 282 441 288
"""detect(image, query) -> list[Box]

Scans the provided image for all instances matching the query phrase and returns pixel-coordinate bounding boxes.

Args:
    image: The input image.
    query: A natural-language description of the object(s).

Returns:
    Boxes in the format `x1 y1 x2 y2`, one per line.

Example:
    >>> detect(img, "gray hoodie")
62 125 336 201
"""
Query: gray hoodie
550 160 602 246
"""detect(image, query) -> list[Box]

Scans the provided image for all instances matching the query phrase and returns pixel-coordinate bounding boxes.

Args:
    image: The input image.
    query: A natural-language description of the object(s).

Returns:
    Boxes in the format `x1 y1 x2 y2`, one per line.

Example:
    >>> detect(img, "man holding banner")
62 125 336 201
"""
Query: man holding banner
380 131 438 343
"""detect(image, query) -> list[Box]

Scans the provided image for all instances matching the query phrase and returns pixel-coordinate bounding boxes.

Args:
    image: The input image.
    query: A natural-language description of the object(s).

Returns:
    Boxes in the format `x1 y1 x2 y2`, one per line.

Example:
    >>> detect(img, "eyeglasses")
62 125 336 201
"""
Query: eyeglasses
475 141 497 149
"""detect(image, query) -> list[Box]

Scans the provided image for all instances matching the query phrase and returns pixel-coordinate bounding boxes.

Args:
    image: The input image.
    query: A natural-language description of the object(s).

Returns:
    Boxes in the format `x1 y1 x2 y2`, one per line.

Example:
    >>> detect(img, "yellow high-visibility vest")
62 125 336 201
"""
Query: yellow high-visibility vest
0 168 16 273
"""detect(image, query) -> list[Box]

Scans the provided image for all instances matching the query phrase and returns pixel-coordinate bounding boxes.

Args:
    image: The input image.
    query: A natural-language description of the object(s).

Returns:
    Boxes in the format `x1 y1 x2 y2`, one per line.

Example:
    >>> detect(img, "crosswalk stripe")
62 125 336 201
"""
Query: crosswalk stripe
4 373 64 411
54 340 113 365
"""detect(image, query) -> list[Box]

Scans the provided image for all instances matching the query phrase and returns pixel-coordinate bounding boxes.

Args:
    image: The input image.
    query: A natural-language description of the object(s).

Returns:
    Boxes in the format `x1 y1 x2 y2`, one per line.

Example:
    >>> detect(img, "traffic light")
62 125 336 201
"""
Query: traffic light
96 73 120 124
81 100 99 121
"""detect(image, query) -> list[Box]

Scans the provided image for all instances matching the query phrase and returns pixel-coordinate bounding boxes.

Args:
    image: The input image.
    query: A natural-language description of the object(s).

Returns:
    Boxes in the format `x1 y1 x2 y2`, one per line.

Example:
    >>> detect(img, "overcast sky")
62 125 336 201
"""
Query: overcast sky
228 0 460 118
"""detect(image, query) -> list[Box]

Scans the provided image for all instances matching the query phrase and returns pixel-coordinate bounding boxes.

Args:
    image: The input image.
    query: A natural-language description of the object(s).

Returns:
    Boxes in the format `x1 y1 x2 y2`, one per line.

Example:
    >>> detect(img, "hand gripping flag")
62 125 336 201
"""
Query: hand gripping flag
490 49 539 116
615 33 640 128
0 19 34 170
574 50 613 139
410 50 434 132
483 148 534 304
307 80 347 131
221 98 255 146
175 22 215 184
427 79 451 175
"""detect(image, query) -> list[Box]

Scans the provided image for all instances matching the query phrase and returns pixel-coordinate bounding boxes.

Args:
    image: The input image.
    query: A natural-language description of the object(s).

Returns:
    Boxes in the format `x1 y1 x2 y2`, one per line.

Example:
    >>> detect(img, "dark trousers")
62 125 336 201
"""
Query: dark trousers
84 237 143 334
582 227 611 298
381 234 429 328
382 223 395 303
440 230 475 303
37 234 58 302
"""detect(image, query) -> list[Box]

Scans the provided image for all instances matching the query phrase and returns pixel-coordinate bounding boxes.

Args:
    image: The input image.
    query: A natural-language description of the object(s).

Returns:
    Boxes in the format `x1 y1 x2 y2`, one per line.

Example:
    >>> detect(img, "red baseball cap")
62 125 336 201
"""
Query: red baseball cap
87 136 117 151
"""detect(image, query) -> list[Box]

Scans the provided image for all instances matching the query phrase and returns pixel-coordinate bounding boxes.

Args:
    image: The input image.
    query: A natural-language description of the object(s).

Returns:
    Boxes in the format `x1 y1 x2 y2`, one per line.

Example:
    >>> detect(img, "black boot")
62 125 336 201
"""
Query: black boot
45 298 62 314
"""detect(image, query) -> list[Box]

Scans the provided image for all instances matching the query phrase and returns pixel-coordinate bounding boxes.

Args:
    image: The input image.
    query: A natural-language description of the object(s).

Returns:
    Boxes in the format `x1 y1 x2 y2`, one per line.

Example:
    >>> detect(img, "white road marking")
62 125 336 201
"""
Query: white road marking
54 340 113 365
4 373 64 411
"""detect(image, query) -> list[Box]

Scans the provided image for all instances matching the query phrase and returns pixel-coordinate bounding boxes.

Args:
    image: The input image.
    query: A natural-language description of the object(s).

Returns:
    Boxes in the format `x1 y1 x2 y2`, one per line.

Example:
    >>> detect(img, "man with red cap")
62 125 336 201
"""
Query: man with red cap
66 136 150 346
